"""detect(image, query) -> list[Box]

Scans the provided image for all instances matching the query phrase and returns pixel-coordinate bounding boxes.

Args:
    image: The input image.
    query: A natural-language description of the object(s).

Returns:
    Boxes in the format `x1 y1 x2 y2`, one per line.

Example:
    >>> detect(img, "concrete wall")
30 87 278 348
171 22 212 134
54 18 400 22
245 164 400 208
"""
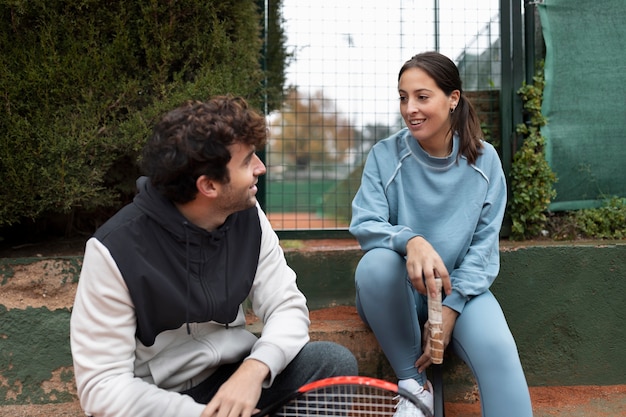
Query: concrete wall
496 242 626 386
286 241 626 387
0 241 624 405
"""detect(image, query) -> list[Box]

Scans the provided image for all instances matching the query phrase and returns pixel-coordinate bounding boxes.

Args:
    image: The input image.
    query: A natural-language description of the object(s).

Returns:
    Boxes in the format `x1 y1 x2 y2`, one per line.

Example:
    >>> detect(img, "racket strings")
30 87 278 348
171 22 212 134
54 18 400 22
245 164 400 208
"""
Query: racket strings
275 385 403 417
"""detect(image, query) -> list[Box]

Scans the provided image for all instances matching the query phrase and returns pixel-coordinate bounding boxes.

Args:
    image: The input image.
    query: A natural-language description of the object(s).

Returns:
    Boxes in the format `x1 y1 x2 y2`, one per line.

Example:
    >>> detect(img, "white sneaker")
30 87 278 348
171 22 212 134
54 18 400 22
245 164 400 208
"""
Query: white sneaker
394 380 434 417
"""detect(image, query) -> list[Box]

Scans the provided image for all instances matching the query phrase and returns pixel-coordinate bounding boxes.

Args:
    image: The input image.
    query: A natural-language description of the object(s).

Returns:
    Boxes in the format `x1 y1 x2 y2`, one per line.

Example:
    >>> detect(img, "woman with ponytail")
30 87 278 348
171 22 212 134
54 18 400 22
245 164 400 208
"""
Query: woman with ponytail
350 51 533 417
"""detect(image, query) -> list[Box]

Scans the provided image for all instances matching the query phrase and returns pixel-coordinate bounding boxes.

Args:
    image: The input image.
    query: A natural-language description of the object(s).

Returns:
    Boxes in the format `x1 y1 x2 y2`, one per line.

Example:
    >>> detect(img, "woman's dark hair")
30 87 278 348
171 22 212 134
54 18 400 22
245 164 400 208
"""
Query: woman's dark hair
399 51 483 164
141 95 267 203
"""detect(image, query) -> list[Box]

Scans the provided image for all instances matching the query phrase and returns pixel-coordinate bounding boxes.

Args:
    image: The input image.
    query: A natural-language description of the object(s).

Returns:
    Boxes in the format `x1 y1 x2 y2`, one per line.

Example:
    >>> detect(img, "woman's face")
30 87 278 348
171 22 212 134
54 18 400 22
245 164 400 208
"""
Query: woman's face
398 67 459 151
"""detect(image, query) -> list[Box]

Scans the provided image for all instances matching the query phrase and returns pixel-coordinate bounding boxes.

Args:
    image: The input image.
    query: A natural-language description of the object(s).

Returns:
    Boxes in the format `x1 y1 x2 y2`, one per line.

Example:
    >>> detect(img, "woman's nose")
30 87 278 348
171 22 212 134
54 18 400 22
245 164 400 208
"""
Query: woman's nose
407 98 420 114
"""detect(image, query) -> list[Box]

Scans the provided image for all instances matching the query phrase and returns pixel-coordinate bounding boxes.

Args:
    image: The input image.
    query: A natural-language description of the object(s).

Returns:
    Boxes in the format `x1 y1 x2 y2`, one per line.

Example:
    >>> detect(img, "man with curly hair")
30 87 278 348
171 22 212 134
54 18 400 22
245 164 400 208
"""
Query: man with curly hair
71 96 357 417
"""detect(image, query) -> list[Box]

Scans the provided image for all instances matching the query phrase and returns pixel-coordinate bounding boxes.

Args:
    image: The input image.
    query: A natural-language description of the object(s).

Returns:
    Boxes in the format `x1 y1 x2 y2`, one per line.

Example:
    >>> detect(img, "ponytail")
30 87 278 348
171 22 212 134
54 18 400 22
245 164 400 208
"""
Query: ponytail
450 95 483 165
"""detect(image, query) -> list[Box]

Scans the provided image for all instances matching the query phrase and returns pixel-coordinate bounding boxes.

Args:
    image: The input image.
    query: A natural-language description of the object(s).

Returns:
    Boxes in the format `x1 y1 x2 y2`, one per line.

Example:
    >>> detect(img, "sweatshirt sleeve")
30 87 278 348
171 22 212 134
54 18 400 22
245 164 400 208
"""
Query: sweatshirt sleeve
349 145 420 255
246 204 310 387
444 150 508 314
70 238 206 417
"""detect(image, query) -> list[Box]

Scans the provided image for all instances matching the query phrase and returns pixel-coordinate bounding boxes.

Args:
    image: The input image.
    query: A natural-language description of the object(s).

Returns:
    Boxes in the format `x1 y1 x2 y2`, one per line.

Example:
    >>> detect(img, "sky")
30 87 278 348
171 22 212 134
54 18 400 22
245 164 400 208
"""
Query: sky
279 0 500 127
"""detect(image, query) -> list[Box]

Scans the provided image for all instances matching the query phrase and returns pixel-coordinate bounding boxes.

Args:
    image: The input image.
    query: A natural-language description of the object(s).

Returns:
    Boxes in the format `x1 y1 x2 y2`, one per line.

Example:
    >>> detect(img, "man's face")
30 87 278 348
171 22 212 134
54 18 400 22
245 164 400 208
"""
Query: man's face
217 142 266 213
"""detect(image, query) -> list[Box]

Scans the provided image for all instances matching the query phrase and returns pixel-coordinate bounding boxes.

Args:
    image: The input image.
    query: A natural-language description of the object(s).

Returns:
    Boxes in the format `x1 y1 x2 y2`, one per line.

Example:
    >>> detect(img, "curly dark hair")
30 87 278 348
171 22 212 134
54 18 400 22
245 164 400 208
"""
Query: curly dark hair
399 51 483 164
141 95 267 204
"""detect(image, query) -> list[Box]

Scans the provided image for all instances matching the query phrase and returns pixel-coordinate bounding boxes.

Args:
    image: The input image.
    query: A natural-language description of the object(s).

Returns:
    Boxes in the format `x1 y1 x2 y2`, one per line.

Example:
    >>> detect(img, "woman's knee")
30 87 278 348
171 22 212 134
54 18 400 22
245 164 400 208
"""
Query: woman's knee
453 293 522 369
355 248 405 290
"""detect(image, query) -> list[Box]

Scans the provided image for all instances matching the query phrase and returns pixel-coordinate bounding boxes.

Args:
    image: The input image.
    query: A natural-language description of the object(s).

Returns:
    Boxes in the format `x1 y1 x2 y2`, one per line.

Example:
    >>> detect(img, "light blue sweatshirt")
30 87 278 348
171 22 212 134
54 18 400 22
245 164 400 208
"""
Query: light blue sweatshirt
349 128 507 314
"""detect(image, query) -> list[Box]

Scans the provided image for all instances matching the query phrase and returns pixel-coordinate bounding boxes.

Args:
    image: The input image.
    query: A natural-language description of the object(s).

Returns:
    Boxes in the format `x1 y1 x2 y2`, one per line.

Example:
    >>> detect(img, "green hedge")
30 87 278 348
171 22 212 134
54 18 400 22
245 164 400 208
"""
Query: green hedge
0 0 285 229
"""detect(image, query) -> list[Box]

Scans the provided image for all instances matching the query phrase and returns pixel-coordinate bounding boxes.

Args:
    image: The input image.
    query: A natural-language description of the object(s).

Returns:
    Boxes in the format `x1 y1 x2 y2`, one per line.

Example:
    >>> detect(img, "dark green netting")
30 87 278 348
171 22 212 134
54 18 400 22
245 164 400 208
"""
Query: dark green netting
538 0 626 211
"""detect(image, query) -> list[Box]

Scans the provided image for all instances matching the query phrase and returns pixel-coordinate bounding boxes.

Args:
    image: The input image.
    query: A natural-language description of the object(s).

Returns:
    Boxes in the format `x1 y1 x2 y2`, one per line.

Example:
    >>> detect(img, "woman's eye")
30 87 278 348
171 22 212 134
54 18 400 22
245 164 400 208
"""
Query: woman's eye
399 96 407 102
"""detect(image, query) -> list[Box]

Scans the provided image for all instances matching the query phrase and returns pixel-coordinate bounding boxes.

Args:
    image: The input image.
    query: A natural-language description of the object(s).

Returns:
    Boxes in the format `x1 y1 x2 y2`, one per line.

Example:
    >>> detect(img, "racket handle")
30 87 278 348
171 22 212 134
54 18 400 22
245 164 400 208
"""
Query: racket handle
428 277 444 364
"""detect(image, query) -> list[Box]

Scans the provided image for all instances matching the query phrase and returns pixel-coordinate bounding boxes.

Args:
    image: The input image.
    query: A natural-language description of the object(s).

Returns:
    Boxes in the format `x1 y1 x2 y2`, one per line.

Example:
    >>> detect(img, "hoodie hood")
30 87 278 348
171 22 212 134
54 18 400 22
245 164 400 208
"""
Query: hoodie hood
133 176 230 246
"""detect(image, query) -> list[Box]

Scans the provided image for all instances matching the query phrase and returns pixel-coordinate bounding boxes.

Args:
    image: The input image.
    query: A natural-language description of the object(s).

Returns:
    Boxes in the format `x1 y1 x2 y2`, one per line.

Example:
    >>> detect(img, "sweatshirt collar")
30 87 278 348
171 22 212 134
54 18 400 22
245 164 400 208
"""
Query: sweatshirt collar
403 129 460 168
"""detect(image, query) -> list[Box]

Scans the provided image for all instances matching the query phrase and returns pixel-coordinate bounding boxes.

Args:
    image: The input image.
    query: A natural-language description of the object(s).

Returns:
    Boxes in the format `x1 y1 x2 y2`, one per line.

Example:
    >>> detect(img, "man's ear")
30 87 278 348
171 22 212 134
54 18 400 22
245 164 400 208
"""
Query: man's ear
196 175 218 199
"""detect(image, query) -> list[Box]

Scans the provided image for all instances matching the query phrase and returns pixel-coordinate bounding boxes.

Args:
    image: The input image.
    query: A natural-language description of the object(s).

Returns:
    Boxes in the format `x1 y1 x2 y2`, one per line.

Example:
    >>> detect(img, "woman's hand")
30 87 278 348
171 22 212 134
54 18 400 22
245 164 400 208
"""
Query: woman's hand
406 236 452 298
415 306 459 373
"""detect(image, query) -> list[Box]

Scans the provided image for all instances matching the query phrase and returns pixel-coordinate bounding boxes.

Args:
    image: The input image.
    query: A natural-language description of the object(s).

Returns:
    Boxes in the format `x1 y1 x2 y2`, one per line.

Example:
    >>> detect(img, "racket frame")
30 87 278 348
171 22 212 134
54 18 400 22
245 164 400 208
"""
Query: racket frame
254 376 433 417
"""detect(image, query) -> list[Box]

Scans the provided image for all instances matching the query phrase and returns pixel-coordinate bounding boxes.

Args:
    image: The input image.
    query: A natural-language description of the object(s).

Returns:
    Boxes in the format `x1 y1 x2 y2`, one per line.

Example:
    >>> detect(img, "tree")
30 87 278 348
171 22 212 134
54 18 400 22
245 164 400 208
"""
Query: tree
267 88 356 171
0 0 286 236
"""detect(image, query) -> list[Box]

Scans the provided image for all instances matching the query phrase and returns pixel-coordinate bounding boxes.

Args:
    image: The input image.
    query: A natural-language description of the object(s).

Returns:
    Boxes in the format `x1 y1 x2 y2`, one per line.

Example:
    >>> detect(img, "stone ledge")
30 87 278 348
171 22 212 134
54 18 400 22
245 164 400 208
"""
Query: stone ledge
1 240 625 407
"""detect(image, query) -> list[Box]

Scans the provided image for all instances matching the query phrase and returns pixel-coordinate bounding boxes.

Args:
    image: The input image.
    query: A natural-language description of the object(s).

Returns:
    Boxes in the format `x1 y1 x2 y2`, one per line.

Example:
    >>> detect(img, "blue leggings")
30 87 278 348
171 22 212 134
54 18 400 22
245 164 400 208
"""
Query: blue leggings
355 248 533 417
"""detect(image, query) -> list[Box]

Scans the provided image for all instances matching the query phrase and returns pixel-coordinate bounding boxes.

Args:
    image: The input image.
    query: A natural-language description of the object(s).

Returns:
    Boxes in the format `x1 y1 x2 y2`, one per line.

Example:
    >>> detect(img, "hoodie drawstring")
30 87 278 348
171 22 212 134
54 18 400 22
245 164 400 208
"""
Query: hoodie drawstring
184 223 191 335
223 230 229 329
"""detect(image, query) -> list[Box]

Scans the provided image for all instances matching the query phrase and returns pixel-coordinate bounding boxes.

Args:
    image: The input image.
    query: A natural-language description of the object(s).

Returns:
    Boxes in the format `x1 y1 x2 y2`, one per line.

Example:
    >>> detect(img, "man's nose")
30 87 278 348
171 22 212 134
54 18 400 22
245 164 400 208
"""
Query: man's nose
255 155 267 175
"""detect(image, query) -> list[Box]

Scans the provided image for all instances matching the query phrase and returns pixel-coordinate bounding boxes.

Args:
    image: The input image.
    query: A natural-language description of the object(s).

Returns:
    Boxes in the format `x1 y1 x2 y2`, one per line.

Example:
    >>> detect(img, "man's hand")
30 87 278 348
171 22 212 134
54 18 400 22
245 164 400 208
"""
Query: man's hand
405 236 452 297
415 306 459 373
201 359 269 417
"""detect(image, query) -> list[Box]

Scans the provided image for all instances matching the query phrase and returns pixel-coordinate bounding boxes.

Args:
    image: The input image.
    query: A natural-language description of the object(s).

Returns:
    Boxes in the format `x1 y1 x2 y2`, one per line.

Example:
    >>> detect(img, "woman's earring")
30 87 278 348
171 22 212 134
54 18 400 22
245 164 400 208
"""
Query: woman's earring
450 106 456 114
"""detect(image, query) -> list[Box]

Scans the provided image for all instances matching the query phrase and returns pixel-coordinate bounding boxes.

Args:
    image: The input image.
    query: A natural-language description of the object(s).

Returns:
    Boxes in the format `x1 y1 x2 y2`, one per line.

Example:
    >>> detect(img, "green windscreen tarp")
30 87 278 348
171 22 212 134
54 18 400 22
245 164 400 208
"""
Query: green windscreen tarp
538 0 626 211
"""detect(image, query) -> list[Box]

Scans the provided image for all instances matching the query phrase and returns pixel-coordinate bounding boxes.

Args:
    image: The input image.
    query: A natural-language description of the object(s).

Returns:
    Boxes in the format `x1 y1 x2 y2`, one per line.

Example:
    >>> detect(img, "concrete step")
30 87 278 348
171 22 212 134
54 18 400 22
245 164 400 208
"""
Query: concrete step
1 305 626 416
1 239 626 416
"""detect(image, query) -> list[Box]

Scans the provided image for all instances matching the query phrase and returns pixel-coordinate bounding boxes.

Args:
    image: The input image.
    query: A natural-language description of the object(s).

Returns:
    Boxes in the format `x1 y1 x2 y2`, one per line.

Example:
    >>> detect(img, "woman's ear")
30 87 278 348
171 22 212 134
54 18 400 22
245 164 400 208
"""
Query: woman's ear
450 90 461 110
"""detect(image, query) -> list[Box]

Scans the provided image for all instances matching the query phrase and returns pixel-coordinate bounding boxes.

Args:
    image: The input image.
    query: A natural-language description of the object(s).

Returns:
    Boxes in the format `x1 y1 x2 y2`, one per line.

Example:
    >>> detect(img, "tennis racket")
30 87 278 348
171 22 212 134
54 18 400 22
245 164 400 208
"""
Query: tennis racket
427 277 444 365
254 375 433 417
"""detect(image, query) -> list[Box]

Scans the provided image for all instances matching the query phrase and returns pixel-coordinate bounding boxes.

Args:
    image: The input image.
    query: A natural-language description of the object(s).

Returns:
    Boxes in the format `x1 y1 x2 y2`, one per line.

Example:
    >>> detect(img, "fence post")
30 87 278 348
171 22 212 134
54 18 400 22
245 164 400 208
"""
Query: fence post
500 0 526 236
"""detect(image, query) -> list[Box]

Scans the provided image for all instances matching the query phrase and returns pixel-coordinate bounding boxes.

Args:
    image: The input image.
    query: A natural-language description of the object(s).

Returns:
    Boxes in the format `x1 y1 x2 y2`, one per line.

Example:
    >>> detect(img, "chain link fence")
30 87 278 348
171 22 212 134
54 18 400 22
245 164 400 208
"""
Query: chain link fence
264 0 502 232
